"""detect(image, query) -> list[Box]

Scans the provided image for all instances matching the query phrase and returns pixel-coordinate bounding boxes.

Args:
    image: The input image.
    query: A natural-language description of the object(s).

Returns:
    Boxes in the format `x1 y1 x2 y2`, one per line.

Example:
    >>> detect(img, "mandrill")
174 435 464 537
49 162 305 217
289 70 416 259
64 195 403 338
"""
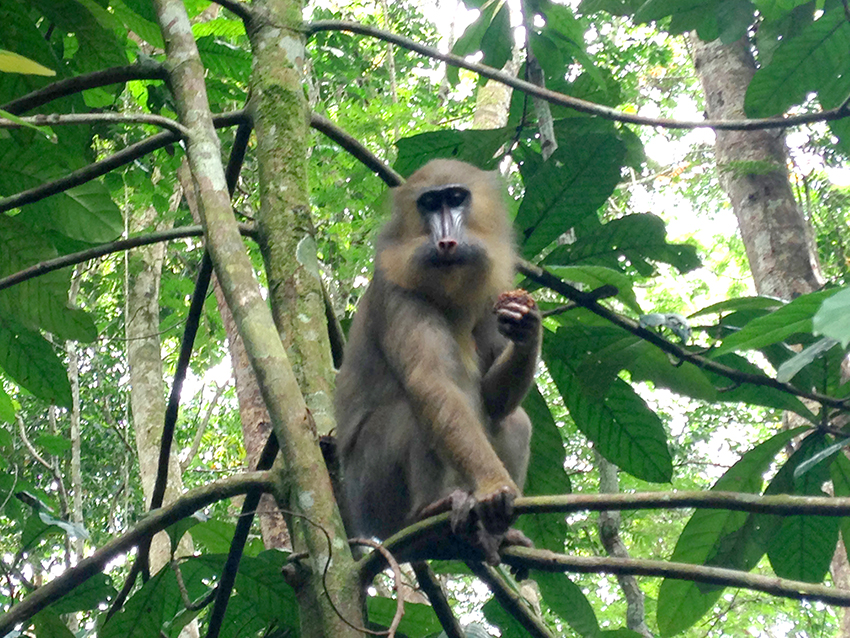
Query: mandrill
334 159 541 563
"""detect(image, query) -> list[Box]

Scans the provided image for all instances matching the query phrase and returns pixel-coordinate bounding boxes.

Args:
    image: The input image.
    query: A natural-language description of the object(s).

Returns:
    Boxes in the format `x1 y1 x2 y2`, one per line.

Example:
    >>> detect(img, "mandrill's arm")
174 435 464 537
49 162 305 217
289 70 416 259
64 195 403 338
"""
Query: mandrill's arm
480 291 542 422
379 286 520 511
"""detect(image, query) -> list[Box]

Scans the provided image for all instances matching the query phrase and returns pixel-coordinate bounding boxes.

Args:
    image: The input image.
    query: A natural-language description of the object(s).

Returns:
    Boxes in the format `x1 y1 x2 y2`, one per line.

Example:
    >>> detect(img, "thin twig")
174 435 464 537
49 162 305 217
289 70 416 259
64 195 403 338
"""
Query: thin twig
2 61 167 115
0 223 256 292
306 20 849 132
500 545 850 607
0 112 190 137
0 110 246 213
0 472 274 637
468 562 554 638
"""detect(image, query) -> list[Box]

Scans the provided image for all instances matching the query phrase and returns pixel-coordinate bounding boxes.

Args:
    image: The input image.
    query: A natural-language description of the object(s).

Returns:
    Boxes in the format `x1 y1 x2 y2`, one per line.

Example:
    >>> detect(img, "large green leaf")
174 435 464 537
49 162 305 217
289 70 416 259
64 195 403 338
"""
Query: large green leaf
544 331 672 482
516 123 626 259
394 128 513 176
0 315 71 407
712 288 838 356
745 6 850 117
517 386 570 552
448 0 511 85
536 571 599 637
543 213 700 275
546 265 641 313
25 180 123 244
368 597 442 637
0 214 96 342
765 434 839 583
656 427 805 637
813 285 850 347
705 353 816 420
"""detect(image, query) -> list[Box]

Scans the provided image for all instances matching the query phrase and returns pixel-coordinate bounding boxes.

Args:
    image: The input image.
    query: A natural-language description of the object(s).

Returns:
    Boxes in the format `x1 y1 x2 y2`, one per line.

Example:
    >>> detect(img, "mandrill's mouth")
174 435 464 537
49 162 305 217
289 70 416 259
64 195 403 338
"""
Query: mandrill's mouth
421 244 486 269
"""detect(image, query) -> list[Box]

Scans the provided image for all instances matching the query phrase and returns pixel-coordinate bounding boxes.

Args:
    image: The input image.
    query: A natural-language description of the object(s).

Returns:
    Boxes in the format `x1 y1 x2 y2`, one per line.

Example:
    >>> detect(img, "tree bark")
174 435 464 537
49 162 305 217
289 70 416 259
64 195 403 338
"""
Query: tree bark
690 36 824 299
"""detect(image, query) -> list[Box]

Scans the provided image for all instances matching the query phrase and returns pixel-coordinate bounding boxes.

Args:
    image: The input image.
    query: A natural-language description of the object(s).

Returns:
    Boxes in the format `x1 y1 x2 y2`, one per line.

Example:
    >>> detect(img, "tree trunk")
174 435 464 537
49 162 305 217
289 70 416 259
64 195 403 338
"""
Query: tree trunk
690 36 824 299
178 161 290 550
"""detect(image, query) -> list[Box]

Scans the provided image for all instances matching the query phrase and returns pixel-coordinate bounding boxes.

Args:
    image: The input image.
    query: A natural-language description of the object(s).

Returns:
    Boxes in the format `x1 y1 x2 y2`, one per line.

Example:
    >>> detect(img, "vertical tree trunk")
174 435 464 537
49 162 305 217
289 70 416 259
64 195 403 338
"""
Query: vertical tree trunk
250 0 337 439
178 162 290 549
125 204 196 571
690 36 824 299
690 34 848 636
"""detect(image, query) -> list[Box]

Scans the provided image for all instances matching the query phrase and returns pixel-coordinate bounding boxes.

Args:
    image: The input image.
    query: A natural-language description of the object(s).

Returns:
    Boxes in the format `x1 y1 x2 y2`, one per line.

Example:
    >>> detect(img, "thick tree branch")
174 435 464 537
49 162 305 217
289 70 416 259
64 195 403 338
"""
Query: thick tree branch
411 562 465 638
306 20 848 132
0 112 190 137
1 61 167 115
0 110 246 213
0 223 256 292
0 472 273 637
361 491 850 582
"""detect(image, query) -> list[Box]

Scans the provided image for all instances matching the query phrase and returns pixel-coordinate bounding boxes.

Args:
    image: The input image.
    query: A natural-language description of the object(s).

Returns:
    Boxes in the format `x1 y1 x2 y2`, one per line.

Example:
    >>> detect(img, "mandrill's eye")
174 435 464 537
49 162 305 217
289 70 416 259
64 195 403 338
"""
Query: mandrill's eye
417 191 442 213
444 187 468 209
417 187 470 214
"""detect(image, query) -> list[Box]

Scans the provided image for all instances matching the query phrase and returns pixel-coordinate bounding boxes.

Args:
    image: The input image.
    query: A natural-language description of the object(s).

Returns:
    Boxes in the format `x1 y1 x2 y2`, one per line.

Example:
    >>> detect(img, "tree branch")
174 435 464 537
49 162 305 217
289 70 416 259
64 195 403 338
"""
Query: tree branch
518 261 849 412
306 20 849 132
0 112 190 137
0 110 246 213
0 223 257 292
467 562 555 638
0 472 273 637
310 112 403 187
211 0 254 23
361 490 850 582
1 61 167 116
500 546 850 607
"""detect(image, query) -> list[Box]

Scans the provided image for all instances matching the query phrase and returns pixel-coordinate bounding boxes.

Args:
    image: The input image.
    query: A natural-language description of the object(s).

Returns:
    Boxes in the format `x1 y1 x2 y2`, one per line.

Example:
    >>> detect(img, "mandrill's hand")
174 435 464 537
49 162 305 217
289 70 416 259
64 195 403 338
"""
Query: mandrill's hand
419 483 527 566
495 290 541 349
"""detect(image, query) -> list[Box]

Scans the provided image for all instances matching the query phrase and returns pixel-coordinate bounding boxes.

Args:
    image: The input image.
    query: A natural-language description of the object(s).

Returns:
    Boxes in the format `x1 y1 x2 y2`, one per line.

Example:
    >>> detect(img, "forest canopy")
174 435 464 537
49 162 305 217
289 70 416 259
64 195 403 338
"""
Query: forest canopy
2 0 850 637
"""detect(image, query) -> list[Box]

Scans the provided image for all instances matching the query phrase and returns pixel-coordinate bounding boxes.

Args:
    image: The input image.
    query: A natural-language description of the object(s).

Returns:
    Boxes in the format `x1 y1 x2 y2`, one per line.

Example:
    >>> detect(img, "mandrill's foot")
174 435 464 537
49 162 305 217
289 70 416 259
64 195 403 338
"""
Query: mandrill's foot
418 488 528 566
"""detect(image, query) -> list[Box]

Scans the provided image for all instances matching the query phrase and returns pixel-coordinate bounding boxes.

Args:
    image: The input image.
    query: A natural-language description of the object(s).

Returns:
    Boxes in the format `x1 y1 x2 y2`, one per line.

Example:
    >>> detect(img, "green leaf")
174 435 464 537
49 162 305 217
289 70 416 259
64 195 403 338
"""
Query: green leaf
197 36 251 85
483 596 535 638
189 519 237 553
165 512 206 553
25 179 123 244
656 427 804 636
830 454 850 563
813 285 850 347
543 213 700 275
0 315 72 407
32 610 76 638
110 0 164 48
775 337 839 383
518 386 570 552
0 386 13 423
544 331 673 482
35 434 71 456
765 433 838 583
546 265 641 313
706 353 816 420
395 128 512 177
48 573 116 614
712 289 838 356
0 49 55 75
449 1 511 85
368 597 442 637
745 7 850 117
516 124 627 259
0 214 97 342
535 571 599 637
689 295 783 317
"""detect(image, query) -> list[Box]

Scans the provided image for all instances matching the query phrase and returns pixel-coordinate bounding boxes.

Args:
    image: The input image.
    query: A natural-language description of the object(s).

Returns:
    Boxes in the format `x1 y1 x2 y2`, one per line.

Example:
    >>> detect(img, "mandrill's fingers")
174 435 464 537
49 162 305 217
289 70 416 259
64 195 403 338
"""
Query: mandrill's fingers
495 290 540 346
474 485 516 535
